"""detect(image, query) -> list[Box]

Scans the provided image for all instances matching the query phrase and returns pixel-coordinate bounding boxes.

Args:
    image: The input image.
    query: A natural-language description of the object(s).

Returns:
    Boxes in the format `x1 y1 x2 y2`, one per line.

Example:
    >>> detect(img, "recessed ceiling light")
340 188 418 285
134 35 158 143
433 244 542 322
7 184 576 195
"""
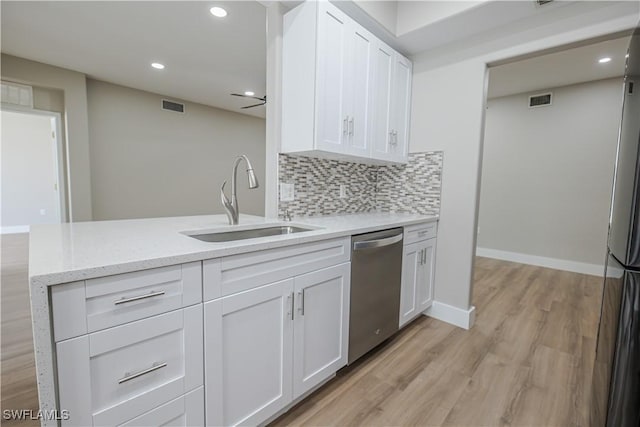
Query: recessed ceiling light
151 62 165 70
626 53 630 58
210 6 227 17
598 57 612 64
244 91 255 97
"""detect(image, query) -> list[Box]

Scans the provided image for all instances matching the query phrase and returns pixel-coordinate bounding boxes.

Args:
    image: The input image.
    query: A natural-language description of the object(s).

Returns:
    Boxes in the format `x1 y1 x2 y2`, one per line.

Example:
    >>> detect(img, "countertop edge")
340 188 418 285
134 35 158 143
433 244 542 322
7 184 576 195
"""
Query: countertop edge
29 215 438 287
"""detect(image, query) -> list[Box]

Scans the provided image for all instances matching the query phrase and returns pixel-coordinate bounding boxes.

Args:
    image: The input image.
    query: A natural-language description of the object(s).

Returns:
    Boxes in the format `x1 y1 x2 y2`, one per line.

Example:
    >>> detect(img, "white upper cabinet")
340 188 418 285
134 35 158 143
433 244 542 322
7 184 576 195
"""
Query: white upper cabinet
283 1 411 165
371 42 412 163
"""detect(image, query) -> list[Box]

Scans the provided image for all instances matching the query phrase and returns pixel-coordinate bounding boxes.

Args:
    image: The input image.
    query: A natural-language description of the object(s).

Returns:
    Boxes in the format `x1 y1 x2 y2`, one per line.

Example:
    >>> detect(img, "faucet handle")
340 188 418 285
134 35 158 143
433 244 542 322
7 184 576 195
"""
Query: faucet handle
283 209 292 222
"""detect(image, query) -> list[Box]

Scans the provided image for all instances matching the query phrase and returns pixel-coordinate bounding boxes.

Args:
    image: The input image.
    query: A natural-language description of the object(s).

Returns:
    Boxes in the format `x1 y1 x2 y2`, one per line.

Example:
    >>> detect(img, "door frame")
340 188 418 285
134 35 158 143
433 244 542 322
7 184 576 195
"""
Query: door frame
1 103 67 224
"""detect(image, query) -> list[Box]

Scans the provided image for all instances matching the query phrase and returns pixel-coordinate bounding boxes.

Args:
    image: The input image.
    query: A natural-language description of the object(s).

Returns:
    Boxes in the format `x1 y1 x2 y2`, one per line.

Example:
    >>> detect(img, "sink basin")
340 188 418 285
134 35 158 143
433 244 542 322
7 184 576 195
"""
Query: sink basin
186 225 316 243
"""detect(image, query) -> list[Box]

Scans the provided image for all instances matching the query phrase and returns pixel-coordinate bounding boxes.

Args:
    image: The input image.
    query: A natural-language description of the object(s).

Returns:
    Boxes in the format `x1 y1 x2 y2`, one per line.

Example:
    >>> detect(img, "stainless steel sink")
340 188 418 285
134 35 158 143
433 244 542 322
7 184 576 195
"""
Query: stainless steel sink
186 225 316 243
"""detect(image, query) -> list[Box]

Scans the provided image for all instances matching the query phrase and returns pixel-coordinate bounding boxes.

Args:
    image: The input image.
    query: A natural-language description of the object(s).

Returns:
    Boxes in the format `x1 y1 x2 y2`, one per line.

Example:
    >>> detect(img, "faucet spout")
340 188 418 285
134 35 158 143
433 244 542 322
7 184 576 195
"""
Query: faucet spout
221 155 260 225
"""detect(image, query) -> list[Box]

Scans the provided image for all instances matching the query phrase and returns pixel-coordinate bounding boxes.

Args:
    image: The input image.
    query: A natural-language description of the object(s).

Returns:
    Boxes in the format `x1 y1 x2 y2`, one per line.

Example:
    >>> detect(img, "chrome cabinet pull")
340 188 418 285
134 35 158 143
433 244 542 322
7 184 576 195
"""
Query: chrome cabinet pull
343 116 349 135
118 362 167 384
287 293 293 320
114 290 165 305
423 248 427 265
418 249 423 265
349 117 354 136
298 290 305 316
418 230 428 237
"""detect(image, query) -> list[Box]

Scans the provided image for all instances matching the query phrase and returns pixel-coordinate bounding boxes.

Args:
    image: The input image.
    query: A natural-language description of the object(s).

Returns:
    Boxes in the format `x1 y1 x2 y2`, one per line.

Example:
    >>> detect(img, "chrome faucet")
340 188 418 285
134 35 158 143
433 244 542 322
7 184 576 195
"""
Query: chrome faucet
221 155 259 225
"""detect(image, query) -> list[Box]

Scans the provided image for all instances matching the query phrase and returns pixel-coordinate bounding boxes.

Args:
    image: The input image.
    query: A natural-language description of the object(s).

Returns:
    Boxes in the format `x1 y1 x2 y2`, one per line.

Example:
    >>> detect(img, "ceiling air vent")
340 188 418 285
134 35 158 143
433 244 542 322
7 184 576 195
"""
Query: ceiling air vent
536 0 553 5
529 92 552 108
161 99 185 113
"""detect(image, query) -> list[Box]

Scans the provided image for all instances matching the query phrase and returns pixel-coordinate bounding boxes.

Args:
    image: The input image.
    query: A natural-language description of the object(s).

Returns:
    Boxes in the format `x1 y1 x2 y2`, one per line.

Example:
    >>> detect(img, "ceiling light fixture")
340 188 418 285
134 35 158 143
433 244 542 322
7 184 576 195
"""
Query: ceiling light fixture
244 91 255 96
626 53 630 59
151 62 165 70
210 6 227 17
598 57 612 64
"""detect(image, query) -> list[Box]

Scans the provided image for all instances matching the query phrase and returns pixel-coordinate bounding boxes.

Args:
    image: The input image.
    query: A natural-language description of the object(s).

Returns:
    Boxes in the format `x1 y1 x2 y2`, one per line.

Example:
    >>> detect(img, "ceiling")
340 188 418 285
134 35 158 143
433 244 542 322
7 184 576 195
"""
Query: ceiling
488 36 630 99
1 1 267 118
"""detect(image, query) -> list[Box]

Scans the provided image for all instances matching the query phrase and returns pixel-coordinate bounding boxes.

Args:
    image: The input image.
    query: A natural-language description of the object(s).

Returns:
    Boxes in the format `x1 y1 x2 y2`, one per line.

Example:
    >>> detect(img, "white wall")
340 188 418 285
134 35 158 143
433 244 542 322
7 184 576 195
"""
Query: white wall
1 54 93 221
478 79 622 270
87 79 266 221
1 110 60 230
409 4 638 313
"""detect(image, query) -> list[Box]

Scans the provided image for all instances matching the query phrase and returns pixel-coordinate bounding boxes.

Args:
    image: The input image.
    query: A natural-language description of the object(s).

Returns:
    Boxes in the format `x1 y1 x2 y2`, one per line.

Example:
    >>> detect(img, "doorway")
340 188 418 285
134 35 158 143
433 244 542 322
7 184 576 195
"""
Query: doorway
475 36 629 276
1 108 65 233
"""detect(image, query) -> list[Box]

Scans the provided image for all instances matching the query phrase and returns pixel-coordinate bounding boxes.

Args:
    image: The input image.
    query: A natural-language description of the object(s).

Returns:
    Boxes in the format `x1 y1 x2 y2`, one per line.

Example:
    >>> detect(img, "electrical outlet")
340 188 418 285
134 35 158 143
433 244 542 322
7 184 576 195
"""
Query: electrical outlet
280 183 295 202
339 184 347 199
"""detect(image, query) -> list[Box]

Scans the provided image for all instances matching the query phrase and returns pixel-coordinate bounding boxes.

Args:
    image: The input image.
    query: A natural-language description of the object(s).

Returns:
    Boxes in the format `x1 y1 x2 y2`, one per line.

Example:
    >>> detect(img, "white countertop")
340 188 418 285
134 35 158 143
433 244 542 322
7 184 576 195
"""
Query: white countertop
29 212 437 287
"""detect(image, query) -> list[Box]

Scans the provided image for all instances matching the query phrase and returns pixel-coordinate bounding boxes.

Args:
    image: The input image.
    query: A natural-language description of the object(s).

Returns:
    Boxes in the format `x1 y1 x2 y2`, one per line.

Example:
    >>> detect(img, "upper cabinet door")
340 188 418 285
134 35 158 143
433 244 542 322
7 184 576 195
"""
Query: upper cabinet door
346 23 374 158
315 2 349 154
370 41 394 160
390 54 412 162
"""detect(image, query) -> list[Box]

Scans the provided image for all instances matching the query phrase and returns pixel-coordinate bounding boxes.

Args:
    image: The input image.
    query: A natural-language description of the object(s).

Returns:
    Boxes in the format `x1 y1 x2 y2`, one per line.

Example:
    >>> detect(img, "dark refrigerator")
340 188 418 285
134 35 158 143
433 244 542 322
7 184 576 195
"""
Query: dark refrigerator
591 24 640 427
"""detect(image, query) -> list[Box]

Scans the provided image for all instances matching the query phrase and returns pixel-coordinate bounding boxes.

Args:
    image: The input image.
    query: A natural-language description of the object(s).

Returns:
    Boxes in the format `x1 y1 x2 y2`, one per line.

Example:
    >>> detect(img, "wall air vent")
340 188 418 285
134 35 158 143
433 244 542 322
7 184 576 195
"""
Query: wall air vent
1 81 33 108
529 92 552 108
161 99 185 113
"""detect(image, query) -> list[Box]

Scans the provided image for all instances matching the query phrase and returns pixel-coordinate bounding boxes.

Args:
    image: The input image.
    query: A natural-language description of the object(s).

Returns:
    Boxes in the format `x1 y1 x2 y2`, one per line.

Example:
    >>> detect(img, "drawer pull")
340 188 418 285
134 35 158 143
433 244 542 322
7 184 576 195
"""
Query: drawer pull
118 362 167 384
418 230 429 237
114 290 165 305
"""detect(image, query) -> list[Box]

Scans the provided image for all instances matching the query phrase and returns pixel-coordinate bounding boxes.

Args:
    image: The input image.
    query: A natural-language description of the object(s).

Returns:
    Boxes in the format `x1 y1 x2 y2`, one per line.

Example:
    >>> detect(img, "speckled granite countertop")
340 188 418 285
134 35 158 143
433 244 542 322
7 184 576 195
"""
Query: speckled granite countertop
29 212 437 287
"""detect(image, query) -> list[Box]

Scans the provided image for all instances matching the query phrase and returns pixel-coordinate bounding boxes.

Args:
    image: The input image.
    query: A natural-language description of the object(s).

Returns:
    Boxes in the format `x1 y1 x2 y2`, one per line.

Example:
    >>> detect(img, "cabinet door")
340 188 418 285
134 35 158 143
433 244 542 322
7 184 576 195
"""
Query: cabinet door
315 1 349 154
292 263 350 399
417 238 435 313
390 53 412 162
205 280 294 427
346 23 374 157
399 242 421 328
370 41 394 160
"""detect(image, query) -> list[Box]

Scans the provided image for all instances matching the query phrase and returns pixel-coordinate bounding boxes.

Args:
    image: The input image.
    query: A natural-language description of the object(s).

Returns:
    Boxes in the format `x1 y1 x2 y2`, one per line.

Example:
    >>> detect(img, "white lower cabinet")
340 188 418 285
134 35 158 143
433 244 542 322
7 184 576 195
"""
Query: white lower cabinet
205 263 350 426
204 279 294 427
56 305 204 426
399 237 436 328
293 263 350 398
120 387 204 427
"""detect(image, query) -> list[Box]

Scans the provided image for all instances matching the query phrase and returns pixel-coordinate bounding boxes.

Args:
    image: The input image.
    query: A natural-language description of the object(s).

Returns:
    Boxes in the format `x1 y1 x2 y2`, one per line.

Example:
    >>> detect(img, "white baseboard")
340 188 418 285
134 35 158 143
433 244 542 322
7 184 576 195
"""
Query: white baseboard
476 247 604 277
1 225 29 234
425 301 476 330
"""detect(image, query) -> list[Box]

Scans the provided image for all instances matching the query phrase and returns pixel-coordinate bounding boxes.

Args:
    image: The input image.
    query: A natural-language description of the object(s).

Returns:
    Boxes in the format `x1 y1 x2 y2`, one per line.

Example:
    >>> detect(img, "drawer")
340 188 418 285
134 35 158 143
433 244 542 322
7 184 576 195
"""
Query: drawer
51 262 202 341
119 387 204 427
56 305 203 426
203 237 350 299
404 222 437 245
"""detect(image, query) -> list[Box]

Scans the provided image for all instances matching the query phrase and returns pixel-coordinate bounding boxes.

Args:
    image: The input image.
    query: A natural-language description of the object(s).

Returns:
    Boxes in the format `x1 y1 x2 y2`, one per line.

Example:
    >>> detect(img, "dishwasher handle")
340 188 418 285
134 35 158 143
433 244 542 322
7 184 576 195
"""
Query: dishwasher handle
353 233 403 250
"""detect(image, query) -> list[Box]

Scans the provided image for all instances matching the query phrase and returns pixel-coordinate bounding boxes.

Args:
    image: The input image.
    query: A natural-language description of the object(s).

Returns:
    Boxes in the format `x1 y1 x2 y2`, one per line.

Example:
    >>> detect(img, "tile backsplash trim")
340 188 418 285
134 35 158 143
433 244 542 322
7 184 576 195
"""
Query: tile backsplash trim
278 151 443 218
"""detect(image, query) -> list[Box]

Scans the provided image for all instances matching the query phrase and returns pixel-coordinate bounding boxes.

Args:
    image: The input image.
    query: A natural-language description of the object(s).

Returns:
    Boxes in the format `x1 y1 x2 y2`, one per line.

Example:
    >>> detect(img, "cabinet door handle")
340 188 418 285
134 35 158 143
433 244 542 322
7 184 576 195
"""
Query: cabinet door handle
349 117 354 136
298 290 305 316
389 130 394 146
343 116 349 135
423 248 427 265
118 362 167 384
288 292 294 320
418 249 423 265
114 290 165 305
393 130 398 146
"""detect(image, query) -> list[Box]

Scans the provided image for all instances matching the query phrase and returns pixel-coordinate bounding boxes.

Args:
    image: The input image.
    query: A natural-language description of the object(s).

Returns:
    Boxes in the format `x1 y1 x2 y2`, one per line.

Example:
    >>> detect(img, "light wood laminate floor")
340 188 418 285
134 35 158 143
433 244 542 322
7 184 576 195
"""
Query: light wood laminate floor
1 234 602 426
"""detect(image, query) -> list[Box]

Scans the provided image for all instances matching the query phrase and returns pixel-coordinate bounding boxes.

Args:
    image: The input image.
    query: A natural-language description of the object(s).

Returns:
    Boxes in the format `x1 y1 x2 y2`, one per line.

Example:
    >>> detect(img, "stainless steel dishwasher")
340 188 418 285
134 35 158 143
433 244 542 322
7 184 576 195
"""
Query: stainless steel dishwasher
349 227 403 364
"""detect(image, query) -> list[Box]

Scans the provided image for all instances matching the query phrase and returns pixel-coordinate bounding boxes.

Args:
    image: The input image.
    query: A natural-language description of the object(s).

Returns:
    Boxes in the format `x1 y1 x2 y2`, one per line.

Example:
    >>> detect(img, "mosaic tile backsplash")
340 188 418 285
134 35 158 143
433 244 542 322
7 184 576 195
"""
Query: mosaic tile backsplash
278 151 443 218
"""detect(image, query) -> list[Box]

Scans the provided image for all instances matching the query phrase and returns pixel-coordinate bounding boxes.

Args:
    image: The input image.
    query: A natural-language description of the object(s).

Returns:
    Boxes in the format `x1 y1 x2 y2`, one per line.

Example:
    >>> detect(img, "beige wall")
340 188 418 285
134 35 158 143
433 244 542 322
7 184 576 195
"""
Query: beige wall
87 79 266 220
1 54 93 221
409 4 637 312
478 79 622 266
